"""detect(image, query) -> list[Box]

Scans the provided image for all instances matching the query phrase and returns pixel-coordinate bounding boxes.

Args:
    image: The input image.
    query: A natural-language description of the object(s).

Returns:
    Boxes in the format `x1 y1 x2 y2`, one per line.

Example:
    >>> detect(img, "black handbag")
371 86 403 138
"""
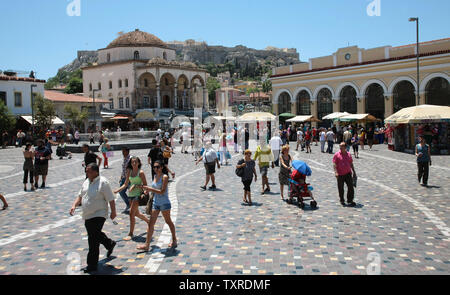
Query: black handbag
139 192 149 206
235 160 245 177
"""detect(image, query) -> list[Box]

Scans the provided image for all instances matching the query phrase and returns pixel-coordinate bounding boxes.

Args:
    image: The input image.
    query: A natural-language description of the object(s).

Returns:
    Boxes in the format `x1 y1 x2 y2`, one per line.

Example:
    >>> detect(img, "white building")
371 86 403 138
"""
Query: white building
0 75 45 115
82 29 209 124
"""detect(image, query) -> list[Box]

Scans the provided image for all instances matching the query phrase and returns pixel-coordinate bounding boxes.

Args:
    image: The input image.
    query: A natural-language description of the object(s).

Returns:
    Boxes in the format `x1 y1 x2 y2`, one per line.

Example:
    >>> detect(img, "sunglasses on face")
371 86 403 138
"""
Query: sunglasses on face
153 165 161 169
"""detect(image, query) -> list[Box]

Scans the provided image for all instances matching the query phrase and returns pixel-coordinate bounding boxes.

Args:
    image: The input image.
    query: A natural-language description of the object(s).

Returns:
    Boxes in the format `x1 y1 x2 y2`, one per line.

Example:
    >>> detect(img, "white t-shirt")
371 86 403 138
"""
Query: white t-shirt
182 131 189 142
326 131 335 141
320 131 326 141
297 131 303 141
269 136 283 151
203 148 217 163
78 176 115 221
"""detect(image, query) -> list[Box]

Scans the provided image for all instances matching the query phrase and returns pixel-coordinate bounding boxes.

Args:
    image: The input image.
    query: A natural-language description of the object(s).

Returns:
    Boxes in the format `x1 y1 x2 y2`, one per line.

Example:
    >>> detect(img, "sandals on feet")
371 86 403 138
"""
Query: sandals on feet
123 235 133 241
168 241 178 248
137 245 150 251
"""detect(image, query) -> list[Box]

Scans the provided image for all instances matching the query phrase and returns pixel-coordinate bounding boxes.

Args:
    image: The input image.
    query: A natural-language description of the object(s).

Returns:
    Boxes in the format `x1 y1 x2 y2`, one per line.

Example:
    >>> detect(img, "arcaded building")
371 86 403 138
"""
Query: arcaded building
82 29 209 122
270 38 450 123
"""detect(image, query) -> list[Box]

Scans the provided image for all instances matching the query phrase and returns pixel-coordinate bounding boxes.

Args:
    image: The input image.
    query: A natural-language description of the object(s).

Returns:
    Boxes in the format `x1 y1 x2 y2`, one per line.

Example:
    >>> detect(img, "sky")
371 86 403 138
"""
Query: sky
1 0 449 80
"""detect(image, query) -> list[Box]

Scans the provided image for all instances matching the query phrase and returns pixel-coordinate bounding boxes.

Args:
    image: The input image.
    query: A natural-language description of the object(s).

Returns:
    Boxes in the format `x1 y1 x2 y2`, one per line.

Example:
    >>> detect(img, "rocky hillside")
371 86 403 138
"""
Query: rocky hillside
46 42 300 87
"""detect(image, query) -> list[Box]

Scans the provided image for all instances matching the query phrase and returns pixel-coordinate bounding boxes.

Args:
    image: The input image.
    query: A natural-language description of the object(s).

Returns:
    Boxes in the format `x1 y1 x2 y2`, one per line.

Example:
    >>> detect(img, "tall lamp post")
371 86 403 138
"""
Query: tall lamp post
30 84 37 138
409 17 420 105
92 89 99 131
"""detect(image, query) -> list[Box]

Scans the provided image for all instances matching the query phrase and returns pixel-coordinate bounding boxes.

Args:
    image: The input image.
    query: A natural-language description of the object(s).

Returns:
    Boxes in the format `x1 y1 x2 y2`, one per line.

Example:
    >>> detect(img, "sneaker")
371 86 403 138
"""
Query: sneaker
264 188 270 193
348 202 356 207
200 186 206 190
209 185 216 190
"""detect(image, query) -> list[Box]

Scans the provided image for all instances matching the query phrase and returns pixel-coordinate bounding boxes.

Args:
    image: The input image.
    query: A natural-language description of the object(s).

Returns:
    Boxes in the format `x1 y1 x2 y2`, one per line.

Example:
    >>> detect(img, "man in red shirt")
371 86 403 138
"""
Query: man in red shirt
333 142 357 207
305 128 312 153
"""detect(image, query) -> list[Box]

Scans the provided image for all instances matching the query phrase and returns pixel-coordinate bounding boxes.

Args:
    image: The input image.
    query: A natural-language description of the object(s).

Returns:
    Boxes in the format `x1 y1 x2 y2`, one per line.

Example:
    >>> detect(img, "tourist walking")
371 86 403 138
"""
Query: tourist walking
279 145 292 200
23 143 35 191
296 128 304 151
326 128 335 154
89 131 95 144
148 139 163 180
351 133 359 158
114 157 150 241
181 128 190 154
415 135 432 186
359 128 365 150
160 139 175 179
254 141 274 194
69 163 117 273
196 141 220 190
74 129 80 145
82 144 102 179
98 131 104 146
16 130 25 147
137 160 177 251
237 150 257 205
0 193 8 210
99 138 111 169
269 132 283 167
34 139 51 189
320 128 326 153
367 127 374 149
218 133 229 165
233 128 239 153
343 128 352 152
305 128 312 153
2 131 9 149
313 127 319 146
119 147 131 213
333 142 357 207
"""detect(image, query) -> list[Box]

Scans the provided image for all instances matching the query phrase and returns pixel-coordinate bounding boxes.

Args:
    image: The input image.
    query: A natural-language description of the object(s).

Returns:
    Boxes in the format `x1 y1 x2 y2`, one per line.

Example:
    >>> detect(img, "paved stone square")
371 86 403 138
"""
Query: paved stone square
0 141 449 275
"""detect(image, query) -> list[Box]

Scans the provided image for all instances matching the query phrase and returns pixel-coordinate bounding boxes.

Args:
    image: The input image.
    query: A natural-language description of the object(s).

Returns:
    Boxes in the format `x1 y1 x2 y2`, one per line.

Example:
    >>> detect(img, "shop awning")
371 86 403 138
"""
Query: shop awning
135 111 155 122
385 105 450 124
21 115 65 126
322 112 351 120
237 112 276 122
339 114 379 122
213 116 237 121
286 115 312 122
112 115 129 120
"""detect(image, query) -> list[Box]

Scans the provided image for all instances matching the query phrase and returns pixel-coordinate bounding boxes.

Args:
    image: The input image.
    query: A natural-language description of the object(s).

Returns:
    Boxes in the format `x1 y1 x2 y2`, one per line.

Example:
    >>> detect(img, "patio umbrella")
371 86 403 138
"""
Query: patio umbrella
179 121 191 127
237 112 276 122
322 112 351 120
385 104 450 124
339 114 379 123
279 113 296 118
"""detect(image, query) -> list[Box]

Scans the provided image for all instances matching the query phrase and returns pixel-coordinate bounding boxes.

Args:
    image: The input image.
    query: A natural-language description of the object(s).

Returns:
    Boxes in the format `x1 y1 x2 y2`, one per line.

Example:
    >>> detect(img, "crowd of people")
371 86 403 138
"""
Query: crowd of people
0 120 432 274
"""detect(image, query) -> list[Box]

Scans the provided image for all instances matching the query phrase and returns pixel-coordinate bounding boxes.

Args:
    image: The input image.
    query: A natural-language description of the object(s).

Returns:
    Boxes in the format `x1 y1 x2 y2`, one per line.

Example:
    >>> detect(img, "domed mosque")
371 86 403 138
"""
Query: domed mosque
82 29 209 130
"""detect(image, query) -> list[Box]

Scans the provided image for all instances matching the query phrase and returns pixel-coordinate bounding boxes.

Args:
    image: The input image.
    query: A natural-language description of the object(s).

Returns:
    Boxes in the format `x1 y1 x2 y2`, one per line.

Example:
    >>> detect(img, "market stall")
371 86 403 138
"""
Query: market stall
384 105 450 154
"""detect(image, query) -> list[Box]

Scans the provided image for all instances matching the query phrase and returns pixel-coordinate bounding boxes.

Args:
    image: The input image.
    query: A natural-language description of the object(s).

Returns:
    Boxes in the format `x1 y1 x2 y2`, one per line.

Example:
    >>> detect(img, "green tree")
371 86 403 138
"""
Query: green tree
64 104 88 129
33 93 56 137
262 79 272 93
0 101 16 133
206 77 221 106
64 77 83 94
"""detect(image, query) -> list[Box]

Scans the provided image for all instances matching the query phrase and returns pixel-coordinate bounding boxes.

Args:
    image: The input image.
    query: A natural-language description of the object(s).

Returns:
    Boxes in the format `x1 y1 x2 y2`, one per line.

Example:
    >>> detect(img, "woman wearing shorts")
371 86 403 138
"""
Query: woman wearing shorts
137 160 177 251
351 134 359 158
236 150 257 205
100 138 111 169
114 157 149 241
279 145 292 200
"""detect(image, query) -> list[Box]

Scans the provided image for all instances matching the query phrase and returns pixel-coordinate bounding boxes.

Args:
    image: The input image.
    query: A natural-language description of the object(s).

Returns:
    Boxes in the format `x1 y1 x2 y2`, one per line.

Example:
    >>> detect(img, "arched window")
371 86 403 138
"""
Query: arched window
107 53 111 63
134 51 140 60
109 81 112 89
165 78 169 86
119 98 124 109
278 92 291 114
339 86 357 114
144 79 148 88
125 79 128 88
297 90 311 115
109 98 114 109
365 84 385 120
98 82 102 90
317 88 333 120
118 80 122 88
125 97 130 108
393 81 415 113
426 77 450 106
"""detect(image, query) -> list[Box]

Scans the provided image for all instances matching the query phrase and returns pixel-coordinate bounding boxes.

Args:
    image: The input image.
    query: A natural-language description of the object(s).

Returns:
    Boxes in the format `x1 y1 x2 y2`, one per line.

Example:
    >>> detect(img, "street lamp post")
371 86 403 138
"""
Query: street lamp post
30 84 37 138
92 89 99 131
409 17 420 105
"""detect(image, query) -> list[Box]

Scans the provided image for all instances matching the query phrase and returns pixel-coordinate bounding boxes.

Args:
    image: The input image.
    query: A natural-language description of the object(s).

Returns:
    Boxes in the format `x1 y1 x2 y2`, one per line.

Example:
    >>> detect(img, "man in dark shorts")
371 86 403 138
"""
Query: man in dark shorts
34 139 51 188
367 127 375 149
82 144 102 178
195 142 220 190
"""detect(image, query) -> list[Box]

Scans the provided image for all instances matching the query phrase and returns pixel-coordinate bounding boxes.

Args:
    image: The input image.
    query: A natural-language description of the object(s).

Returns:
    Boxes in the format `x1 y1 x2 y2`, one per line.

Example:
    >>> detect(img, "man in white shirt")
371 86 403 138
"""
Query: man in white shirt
326 128 335 154
70 163 117 273
296 128 304 151
181 128 190 154
319 128 327 153
195 141 220 190
269 133 283 167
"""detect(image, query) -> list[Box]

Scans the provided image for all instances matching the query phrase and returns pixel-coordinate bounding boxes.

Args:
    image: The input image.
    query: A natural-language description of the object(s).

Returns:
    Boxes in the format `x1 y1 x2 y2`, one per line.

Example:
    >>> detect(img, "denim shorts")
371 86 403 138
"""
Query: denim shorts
128 196 139 202
152 202 171 211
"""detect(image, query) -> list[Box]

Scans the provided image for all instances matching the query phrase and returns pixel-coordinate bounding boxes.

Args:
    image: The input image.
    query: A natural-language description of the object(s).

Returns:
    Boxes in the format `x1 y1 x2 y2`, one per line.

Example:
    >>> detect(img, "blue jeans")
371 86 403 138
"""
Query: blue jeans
327 140 334 154
119 178 130 209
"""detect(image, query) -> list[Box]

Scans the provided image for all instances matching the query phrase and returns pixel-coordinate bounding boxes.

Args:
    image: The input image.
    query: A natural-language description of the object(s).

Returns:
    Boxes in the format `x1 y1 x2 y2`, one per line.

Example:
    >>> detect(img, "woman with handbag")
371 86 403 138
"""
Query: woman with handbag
137 160 177 251
236 150 257 205
114 157 149 241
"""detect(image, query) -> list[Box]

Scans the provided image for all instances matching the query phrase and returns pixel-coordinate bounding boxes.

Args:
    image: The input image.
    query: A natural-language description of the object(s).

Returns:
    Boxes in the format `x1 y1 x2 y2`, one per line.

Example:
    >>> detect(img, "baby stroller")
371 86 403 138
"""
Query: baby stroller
288 160 317 209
